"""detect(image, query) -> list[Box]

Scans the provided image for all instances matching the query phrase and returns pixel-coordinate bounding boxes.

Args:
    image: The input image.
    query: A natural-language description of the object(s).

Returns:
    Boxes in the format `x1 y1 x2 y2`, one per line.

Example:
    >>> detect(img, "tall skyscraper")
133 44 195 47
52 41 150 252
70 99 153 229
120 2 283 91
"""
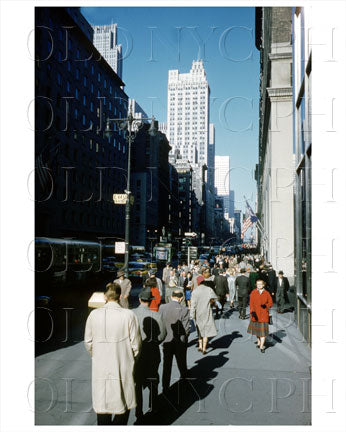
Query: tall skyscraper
92 23 123 79
214 155 230 215
167 60 215 238
167 60 210 167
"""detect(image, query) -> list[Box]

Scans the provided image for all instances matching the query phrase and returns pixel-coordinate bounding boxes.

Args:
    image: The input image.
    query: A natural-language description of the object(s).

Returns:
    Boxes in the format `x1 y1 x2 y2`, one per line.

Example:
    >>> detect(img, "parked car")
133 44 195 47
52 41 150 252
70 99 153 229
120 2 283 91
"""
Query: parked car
128 261 156 280
102 257 123 273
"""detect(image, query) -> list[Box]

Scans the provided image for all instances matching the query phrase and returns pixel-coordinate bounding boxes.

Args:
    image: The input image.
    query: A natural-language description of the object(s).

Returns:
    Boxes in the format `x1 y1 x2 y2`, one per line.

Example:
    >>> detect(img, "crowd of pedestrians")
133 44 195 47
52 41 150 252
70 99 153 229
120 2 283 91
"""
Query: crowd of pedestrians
84 253 291 425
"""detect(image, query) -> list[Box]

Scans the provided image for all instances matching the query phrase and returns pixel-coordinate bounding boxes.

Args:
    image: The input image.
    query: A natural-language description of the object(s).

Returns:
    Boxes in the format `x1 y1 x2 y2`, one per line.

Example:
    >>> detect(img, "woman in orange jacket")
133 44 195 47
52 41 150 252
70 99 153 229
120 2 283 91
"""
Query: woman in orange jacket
247 279 273 353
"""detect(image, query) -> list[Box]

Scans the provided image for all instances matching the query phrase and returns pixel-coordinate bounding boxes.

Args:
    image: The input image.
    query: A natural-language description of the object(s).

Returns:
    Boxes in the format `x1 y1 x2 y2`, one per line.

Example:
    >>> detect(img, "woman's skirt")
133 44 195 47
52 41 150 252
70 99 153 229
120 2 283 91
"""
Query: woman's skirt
185 289 191 301
247 321 269 337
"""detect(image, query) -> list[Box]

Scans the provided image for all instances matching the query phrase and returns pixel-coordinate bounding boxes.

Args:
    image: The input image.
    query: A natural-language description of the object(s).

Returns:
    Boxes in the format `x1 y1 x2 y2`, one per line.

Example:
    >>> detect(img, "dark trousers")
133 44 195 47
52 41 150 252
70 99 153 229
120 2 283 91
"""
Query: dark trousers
238 296 247 318
276 289 285 311
162 341 187 391
215 294 227 316
97 410 129 425
135 377 159 417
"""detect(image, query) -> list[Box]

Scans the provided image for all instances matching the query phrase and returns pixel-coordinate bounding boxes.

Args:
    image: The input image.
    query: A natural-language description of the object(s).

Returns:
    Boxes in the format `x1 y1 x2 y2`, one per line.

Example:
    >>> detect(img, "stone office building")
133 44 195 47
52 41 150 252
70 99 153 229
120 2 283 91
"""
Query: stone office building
35 7 129 242
255 7 294 280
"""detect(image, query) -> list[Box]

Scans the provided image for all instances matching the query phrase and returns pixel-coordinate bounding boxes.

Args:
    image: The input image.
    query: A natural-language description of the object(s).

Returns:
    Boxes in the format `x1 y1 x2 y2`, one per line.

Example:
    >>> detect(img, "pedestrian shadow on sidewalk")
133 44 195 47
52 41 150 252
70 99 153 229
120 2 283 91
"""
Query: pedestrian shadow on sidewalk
220 307 237 318
266 329 287 348
136 351 229 425
209 331 243 351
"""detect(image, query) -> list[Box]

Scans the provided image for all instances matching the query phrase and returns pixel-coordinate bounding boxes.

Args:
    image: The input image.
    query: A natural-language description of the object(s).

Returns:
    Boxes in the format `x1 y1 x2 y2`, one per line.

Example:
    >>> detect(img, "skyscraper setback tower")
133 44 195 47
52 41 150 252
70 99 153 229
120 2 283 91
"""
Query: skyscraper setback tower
167 60 215 238
92 23 123 79
167 60 210 167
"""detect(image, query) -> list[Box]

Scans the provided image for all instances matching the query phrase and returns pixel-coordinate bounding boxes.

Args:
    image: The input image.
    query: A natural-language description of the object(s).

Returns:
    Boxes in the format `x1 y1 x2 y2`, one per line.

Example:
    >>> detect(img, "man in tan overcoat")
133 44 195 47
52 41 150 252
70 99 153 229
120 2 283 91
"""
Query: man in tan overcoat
84 283 142 425
114 270 132 308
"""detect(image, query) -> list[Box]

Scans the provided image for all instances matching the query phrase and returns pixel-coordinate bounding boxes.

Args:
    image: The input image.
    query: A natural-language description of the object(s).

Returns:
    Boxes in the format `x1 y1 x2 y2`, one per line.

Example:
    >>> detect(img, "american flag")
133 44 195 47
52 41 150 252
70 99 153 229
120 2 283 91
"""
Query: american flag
241 216 253 239
241 199 258 239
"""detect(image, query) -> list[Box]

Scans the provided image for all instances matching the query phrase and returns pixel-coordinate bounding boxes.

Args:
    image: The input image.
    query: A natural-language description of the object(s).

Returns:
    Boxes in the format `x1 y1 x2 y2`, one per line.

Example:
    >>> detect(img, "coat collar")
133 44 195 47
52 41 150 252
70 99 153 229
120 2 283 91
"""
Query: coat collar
104 301 121 308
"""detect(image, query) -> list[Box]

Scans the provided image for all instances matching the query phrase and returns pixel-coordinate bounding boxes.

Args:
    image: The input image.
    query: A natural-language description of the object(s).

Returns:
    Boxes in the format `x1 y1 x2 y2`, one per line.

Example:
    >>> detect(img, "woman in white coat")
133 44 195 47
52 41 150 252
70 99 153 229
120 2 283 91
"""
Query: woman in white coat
190 275 218 354
84 283 142 425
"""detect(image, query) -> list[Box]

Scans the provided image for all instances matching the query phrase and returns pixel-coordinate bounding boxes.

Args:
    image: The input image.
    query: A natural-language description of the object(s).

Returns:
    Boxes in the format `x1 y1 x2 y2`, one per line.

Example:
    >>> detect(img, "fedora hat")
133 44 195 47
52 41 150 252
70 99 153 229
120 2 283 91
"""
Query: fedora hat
139 289 154 302
117 270 125 277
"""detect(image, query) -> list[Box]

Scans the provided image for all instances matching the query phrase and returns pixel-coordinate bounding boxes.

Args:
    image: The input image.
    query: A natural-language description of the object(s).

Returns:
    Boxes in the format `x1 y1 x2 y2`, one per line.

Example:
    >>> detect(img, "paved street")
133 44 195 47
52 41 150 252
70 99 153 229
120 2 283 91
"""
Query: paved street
35 305 311 425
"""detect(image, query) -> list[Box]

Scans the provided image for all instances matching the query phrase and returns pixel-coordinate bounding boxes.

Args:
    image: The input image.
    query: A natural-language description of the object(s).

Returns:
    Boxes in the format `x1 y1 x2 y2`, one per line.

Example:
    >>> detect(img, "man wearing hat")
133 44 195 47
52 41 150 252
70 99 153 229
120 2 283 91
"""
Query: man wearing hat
164 269 179 303
160 290 190 393
276 270 290 313
133 289 166 422
235 268 251 319
114 270 132 309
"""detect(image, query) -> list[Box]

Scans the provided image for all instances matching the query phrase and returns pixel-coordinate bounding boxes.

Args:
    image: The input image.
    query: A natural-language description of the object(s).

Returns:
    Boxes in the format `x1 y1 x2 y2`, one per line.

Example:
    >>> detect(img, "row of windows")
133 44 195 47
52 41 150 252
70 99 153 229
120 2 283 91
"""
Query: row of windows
62 210 122 230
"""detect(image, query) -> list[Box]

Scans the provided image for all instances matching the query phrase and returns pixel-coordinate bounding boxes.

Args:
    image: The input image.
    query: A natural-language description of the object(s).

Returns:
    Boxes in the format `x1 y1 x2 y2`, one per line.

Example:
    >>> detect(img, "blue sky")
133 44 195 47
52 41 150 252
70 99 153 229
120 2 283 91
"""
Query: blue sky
81 7 260 214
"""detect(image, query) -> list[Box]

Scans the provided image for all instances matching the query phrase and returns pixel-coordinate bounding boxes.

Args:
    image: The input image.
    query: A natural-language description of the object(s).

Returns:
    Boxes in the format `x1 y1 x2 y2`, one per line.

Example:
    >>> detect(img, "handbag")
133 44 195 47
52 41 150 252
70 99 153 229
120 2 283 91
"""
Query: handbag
269 315 273 325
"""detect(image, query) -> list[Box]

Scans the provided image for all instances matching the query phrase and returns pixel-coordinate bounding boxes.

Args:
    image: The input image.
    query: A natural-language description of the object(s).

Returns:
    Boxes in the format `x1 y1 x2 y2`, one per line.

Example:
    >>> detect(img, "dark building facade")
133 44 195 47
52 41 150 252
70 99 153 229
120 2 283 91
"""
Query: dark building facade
130 123 171 247
35 7 129 243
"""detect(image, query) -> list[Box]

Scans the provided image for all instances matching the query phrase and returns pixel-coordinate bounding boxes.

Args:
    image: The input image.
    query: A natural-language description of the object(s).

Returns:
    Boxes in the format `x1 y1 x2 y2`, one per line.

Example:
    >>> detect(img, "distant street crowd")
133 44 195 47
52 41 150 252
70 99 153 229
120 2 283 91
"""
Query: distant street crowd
84 253 291 425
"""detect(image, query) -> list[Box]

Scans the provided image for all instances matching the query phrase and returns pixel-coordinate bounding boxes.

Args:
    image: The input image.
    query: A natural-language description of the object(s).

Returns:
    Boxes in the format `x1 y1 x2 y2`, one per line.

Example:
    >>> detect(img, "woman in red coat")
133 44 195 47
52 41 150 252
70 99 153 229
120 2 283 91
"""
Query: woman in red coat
247 279 273 353
145 279 161 312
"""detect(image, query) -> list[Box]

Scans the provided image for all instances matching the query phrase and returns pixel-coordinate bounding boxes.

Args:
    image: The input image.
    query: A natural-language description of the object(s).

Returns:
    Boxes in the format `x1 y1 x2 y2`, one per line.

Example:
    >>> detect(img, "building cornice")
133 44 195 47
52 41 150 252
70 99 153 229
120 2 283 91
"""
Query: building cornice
268 52 292 61
267 86 293 102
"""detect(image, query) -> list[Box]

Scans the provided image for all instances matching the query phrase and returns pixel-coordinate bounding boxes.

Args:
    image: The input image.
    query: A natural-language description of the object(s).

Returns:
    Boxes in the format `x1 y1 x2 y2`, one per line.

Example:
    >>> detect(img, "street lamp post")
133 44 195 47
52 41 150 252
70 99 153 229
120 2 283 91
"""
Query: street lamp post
105 112 158 277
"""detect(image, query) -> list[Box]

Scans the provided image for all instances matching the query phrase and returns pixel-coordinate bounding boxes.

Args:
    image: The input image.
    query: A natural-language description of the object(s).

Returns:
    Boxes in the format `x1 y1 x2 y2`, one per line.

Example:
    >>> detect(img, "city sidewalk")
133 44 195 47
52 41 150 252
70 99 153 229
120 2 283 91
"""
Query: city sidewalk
35 306 311 425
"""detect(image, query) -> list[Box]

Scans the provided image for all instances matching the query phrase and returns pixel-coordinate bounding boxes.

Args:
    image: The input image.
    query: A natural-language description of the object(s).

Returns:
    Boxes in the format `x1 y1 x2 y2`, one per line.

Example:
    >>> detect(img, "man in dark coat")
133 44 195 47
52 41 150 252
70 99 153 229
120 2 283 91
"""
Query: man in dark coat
276 270 290 313
160 290 190 393
214 271 229 318
267 264 277 300
235 268 251 319
212 264 220 277
133 290 166 421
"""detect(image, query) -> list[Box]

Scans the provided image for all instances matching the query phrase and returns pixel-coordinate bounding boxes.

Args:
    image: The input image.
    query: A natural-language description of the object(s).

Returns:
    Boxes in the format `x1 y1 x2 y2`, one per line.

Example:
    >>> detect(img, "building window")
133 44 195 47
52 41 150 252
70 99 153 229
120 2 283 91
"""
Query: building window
98 72 101 82
90 101 93 112
67 60 71 72
75 88 79 100
104 79 107 89
82 114 86 125
66 80 70 93
74 108 78 119
89 139 93 150
76 48 80 60
57 72 61 86
83 95 86 106
90 83 94 93
76 68 80 80
91 65 94 75
83 76 87 87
